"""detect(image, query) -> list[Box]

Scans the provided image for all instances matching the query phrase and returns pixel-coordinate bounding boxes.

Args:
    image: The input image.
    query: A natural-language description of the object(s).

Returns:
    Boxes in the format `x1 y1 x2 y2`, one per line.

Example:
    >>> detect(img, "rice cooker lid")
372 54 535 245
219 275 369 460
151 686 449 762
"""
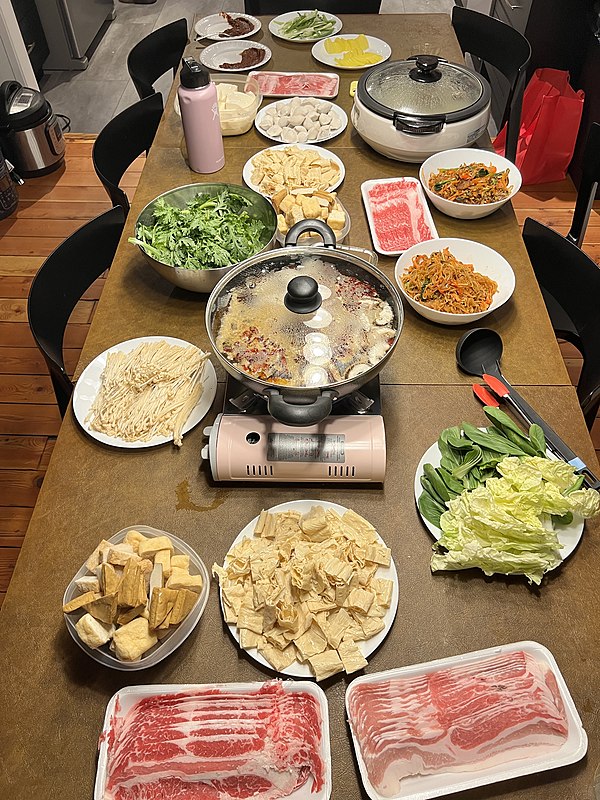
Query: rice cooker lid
357 56 490 132
0 82 51 130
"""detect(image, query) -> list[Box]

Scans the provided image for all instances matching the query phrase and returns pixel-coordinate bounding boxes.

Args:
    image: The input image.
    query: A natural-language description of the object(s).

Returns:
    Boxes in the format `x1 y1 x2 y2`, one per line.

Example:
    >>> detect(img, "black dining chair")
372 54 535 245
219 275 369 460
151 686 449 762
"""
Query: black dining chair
27 207 126 418
451 6 531 165
92 92 163 214
566 122 600 248
127 18 188 101
522 216 600 430
244 1 381 13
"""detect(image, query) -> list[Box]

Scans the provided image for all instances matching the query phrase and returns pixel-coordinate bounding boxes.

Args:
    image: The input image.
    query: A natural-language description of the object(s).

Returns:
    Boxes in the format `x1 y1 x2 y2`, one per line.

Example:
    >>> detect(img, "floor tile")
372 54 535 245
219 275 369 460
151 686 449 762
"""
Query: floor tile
42 77 126 133
154 0 227 30
82 21 155 81
380 0 406 11
112 81 141 117
112 0 167 25
403 0 454 12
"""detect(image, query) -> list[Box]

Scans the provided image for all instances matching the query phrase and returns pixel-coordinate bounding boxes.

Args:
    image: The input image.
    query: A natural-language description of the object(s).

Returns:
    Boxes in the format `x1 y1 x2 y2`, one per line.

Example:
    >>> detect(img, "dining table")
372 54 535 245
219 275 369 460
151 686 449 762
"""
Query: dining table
1 12 599 800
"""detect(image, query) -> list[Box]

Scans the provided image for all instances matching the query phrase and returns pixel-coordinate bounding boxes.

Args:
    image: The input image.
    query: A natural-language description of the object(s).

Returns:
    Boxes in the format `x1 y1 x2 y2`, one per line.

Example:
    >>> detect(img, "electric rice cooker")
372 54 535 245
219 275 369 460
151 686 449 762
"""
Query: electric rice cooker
0 81 65 177
351 55 491 163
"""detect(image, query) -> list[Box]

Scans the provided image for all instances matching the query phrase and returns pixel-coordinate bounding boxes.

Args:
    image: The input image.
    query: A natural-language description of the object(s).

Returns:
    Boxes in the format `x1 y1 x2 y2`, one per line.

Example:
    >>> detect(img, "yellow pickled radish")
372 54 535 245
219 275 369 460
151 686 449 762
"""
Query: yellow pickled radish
323 34 383 67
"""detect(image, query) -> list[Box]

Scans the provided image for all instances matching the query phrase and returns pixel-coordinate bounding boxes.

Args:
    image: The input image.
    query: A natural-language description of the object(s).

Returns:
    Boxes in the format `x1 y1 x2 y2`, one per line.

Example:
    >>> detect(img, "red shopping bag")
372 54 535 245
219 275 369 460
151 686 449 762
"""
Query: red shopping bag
494 68 584 185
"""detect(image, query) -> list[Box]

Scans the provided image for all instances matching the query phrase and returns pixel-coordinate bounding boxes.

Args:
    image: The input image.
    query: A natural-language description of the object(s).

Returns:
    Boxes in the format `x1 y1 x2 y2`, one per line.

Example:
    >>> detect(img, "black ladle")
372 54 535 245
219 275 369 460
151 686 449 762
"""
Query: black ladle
456 328 600 490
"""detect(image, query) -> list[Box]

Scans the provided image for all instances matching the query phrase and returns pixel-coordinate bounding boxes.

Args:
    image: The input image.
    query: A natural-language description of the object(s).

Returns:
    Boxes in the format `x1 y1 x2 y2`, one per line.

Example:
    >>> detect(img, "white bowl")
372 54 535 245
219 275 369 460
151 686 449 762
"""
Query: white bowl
63 526 210 670
419 148 522 220
394 237 516 326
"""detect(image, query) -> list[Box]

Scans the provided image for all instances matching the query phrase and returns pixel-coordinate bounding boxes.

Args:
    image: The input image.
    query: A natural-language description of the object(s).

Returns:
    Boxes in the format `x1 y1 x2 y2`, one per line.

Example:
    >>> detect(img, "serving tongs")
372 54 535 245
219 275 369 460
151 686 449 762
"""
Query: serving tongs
458 328 600 491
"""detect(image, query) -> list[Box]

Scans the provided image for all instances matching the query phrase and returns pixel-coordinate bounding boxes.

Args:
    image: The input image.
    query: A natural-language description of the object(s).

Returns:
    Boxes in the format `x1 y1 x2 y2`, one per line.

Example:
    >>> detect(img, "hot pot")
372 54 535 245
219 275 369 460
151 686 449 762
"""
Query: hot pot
205 219 403 426
351 55 491 163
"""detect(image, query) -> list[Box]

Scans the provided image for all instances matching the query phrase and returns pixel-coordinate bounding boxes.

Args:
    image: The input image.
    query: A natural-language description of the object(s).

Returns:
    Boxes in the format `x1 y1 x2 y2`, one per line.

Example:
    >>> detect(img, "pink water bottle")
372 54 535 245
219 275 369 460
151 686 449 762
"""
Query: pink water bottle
178 57 225 174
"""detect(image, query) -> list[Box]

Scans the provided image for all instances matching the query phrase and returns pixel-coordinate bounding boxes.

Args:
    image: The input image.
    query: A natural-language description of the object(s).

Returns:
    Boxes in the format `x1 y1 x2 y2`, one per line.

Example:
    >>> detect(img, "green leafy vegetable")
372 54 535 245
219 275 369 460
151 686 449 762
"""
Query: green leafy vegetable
276 9 337 40
431 456 600 584
529 424 546 456
129 188 270 271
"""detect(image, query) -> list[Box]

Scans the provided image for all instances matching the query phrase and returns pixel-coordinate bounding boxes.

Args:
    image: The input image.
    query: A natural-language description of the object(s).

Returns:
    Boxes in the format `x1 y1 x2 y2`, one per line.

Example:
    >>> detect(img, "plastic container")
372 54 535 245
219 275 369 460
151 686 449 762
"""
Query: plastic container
346 641 587 800
178 57 225 174
95 681 332 800
63 525 210 671
212 74 261 136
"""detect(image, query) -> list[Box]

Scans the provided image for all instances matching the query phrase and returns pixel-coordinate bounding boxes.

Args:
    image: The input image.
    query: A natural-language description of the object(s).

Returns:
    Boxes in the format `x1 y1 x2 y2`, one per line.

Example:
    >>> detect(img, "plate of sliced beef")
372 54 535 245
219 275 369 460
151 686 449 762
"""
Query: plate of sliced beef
96 681 332 800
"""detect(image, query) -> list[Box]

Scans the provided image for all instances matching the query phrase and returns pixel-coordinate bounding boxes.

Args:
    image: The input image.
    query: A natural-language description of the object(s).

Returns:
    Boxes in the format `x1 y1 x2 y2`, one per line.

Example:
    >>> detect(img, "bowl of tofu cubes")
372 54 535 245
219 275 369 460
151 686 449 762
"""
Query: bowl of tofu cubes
273 190 350 245
62 526 209 670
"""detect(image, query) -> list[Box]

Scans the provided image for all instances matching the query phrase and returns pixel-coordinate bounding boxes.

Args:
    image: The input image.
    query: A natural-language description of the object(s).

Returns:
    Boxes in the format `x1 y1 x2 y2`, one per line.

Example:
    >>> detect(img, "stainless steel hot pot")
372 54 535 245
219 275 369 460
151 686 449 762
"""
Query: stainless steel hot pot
206 220 404 426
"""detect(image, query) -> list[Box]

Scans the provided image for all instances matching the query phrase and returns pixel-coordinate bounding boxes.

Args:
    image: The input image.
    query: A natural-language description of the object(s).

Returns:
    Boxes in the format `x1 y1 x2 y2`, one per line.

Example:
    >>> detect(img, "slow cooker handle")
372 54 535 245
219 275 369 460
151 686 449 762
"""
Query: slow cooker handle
265 390 336 427
392 112 445 135
0 81 21 121
284 218 337 248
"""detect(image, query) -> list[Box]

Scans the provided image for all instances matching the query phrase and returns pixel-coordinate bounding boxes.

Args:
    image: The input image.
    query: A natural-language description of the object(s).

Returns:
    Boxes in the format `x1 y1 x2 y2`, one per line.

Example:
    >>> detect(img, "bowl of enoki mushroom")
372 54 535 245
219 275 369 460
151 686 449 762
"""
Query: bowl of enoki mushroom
394 237 515 326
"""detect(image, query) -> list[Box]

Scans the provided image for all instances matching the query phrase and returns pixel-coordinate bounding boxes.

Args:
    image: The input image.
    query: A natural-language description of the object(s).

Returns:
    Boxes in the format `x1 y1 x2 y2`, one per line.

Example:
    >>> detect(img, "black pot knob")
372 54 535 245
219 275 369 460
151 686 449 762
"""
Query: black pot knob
410 55 442 83
284 275 322 314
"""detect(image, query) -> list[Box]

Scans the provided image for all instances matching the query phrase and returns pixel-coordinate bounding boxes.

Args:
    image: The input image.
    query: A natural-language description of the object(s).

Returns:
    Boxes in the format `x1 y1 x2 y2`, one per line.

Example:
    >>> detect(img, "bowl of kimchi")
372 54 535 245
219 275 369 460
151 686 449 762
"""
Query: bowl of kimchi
419 149 522 220
394 237 515 326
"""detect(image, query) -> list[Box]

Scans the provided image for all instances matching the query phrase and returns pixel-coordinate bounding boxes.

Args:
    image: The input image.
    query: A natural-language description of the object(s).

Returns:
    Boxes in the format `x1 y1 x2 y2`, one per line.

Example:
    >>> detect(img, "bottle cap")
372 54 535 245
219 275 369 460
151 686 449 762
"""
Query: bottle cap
180 57 210 89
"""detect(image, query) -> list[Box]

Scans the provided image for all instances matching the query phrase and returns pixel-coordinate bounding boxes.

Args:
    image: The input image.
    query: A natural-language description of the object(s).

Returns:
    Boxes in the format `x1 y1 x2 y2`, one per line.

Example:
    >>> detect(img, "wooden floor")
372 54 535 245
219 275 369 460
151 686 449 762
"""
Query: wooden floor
0 136 598 608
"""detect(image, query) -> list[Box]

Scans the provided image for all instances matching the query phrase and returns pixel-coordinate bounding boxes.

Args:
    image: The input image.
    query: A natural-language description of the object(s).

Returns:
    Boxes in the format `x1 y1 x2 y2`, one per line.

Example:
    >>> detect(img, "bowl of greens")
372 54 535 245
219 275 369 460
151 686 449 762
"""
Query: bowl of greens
130 183 278 292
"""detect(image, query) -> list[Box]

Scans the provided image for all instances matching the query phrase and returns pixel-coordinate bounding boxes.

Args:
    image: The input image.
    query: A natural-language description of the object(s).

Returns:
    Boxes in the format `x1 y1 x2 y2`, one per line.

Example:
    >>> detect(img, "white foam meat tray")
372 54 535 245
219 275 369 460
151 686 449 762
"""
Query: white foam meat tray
361 177 438 257
345 641 587 800
95 681 332 800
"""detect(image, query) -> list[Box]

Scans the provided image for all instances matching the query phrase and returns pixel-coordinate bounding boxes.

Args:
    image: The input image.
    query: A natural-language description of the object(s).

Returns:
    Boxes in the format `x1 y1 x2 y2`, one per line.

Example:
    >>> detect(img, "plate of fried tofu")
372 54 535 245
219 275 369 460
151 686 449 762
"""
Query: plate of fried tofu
62 526 209 670
273 190 349 245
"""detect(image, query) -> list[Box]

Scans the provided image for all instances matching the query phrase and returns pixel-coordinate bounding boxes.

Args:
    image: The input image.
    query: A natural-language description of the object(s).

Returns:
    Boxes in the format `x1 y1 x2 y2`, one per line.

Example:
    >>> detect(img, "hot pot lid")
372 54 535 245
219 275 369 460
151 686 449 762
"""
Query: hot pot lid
357 56 488 122
207 224 401 389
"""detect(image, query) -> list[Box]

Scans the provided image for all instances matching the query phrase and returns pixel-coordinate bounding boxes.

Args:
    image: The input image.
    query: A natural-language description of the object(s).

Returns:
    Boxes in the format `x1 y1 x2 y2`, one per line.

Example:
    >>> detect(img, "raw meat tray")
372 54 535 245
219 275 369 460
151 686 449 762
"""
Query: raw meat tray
248 71 339 98
361 177 438 257
95 681 332 800
345 641 587 800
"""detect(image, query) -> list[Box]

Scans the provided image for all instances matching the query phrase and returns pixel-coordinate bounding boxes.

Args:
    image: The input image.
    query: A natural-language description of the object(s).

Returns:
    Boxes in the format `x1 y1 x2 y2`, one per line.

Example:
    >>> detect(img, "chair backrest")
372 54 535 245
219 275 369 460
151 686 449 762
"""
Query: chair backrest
567 122 600 248
127 18 188 101
244 1 381 13
27 207 126 417
92 92 163 214
451 6 531 164
522 216 600 429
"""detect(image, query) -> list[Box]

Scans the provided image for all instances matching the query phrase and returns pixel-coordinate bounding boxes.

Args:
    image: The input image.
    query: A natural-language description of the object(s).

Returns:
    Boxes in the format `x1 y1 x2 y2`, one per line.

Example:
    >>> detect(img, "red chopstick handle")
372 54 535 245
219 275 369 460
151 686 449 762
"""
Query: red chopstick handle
472 383 500 407
482 373 510 398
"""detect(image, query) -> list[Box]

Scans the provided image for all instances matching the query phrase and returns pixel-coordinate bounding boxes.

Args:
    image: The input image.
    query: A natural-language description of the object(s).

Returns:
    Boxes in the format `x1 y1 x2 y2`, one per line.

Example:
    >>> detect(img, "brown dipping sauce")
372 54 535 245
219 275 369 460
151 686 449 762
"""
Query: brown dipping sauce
220 47 264 70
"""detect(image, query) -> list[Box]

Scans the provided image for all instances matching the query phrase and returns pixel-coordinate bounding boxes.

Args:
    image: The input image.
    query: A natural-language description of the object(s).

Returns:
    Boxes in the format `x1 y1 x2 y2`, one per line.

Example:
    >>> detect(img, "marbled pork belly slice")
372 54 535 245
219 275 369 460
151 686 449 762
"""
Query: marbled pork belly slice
104 683 324 800
348 651 569 796
367 180 434 253
430 650 569 754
